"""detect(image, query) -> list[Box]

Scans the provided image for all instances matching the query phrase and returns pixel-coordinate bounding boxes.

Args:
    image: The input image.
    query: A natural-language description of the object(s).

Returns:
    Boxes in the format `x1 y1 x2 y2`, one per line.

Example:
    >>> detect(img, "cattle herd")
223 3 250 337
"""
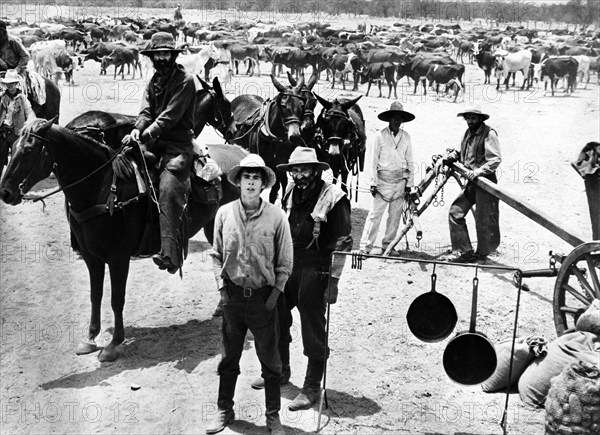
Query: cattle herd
3 13 600 101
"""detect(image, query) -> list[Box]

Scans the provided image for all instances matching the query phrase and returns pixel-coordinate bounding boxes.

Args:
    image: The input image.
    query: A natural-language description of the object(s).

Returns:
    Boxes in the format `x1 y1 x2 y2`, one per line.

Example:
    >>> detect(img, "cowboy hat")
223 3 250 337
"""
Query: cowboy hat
140 32 185 56
276 147 330 172
457 105 490 120
227 153 276 189
0 70 21 84
377 101 415 122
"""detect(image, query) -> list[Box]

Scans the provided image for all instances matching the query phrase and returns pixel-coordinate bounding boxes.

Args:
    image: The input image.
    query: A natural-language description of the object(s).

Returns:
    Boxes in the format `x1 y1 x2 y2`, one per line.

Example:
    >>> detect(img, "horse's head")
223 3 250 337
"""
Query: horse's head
315 94 362 156
0 117 55 205
198 76 236 140
287 71 318 141
271 74 306 144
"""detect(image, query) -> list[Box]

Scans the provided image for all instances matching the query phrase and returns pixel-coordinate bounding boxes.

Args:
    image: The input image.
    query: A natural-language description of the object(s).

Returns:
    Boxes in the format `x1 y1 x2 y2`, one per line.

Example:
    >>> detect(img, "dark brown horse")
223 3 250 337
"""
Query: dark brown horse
228 74 307 203
0 118 245 362
287 71 319 147
314 94 366 194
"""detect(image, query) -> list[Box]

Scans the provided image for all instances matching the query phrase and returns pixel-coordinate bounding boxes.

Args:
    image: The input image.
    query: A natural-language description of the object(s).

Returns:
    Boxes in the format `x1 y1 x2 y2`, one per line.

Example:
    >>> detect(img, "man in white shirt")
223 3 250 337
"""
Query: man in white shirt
359 101 415 256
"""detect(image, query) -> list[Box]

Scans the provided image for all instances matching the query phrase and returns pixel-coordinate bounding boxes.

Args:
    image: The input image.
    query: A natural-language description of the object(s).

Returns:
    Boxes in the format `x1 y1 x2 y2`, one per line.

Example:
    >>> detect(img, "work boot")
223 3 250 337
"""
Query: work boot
205 408 234 434
266 413 286 435
288 387 321 411
251 366 291 390
289 358 324 411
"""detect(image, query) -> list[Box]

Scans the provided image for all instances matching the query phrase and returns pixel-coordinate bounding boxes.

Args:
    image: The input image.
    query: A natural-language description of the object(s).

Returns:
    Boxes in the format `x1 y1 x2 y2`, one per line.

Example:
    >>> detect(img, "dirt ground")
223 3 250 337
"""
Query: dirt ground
1 11 599 435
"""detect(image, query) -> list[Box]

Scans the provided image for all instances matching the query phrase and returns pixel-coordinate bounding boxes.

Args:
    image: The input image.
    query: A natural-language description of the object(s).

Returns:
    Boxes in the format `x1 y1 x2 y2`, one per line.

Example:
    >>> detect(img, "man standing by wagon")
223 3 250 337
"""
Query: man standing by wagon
440 105 502 263
122 32 196 274
208 154 293 435
359 101 415 256
250 147 352 411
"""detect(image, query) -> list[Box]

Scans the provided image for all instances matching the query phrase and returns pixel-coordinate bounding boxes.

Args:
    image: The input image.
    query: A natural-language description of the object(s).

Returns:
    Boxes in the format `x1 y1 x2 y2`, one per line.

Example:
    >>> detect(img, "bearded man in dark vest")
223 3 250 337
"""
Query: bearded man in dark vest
443 105 502 263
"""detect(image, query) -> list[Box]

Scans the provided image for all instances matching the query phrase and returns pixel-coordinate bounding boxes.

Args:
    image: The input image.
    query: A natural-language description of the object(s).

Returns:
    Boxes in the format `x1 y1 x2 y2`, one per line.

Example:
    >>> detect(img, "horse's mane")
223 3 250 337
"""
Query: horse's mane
23 118 135 182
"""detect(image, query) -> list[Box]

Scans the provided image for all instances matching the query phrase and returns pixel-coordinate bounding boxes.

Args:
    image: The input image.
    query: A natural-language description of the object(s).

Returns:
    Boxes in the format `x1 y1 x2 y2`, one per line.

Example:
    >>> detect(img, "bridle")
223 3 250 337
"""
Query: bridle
277 91 306 126
318 107 353 146
204 88 232 137
18 128 125 203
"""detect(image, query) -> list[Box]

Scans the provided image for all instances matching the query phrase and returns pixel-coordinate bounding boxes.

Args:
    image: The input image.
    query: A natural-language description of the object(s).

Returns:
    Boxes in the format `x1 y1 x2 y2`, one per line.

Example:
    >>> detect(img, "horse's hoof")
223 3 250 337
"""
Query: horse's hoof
98 345 120 362
76 341 99 355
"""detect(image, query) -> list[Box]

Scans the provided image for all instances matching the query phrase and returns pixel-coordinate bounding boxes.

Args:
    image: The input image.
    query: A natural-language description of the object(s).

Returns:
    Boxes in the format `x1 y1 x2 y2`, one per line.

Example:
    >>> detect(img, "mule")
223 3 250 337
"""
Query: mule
0 117 245 362
228 74 307 203
313 94 366 195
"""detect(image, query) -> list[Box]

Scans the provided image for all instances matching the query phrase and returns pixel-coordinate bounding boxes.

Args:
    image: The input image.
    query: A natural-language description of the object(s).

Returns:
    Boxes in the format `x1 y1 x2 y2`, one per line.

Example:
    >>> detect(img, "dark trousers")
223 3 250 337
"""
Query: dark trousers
449 175 500 256
217 282 281 415
157 144 193 267
279 266 328 364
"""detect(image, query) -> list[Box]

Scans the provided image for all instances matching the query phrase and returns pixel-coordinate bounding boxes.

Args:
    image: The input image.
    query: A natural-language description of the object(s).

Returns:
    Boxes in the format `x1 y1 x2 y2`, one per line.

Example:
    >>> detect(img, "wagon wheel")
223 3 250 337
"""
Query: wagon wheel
553 241 600 335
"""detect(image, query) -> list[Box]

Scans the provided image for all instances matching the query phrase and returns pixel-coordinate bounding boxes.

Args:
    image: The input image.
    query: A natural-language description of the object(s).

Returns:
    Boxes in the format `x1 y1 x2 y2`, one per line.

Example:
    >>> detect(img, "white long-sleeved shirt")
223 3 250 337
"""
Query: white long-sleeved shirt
369 126 415 187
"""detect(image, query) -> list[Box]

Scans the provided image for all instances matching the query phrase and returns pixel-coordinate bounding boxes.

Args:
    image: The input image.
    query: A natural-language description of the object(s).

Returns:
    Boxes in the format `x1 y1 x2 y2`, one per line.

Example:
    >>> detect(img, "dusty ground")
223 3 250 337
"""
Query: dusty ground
1 11 599 435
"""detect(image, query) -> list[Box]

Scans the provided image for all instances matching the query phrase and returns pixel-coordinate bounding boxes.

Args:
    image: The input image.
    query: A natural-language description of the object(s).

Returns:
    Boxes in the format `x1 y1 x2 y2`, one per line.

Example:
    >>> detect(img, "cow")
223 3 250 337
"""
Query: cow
572 55 591 89
328 52 361 91
55 51 74 83
359 61 397 98
229 43 261 77
100 46 142 80
425 64 465 100
30 40 70 83
539 56 579 96
397 54 455 95
457 40 474 63
472 42 495 84
494 49 532 90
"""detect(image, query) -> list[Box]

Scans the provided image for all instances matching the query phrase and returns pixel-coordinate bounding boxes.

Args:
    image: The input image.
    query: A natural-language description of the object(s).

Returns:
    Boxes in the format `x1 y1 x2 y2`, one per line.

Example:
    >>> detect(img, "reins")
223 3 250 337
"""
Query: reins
21 129 127 203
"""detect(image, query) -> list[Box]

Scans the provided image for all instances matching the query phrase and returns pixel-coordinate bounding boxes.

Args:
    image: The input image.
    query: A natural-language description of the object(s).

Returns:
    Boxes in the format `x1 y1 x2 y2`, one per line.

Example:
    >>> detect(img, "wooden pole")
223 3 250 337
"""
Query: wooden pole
451 162 586 247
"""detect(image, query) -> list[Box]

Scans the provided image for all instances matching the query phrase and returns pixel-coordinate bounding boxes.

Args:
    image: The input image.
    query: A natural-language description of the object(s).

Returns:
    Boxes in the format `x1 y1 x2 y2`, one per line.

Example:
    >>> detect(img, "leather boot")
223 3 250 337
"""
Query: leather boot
288 359 324 411
205 408 234 434
266 412 286 435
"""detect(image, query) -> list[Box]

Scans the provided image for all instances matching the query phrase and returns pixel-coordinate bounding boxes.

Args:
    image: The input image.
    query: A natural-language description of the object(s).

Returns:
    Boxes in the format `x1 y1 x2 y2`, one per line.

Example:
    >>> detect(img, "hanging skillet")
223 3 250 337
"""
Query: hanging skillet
406 266 458 343
443 274 497 385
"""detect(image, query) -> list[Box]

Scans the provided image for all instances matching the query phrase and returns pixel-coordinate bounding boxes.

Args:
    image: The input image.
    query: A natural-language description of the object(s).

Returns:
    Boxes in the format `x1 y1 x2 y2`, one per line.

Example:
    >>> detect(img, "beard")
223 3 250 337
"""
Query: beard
152 57 174 73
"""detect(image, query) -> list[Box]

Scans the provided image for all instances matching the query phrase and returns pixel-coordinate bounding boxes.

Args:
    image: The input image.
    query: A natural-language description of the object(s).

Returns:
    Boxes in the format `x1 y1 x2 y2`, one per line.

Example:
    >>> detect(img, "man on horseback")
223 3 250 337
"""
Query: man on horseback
0 70 35 168
122 32 196 274
0 21 29 77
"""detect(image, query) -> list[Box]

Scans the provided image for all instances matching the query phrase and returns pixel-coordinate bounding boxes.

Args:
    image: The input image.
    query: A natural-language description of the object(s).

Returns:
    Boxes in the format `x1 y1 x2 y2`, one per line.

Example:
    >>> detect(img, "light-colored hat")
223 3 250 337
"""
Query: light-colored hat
227 153 276 189
0 70 21 84
457 105 489 120
377 101 415 122
276 147 330 172
140 32 185 56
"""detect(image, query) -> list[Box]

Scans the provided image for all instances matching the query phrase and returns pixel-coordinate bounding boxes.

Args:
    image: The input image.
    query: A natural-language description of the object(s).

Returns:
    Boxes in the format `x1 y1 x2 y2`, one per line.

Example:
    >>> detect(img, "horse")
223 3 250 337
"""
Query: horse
313 94 366 195
228 74 307 203
0 117 246 362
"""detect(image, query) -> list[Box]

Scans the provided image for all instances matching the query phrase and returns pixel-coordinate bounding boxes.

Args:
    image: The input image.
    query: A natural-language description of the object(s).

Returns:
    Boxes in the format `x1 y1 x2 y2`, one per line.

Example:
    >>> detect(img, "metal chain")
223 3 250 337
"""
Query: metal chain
433 174 439 207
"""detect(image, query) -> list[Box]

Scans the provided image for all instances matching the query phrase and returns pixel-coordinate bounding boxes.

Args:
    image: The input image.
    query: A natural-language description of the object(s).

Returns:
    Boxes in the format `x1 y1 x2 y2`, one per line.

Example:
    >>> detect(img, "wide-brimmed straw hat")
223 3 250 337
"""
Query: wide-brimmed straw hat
227 154 276 189
457 105 490 120
0 70 21 84
276 147 330 172
140 32 185 56
377 101 415 122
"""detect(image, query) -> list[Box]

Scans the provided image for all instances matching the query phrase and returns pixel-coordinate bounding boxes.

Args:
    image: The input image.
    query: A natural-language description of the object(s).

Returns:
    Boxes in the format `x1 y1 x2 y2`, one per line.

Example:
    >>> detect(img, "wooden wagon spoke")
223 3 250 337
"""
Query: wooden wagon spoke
559 306 582 314
569 264 597 301
563 282 592 305
584 254 600 298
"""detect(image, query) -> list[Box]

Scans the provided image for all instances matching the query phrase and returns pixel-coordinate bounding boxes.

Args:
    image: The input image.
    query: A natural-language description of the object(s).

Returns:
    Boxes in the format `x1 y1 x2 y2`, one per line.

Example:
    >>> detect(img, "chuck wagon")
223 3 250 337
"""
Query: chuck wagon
384 148 600 336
